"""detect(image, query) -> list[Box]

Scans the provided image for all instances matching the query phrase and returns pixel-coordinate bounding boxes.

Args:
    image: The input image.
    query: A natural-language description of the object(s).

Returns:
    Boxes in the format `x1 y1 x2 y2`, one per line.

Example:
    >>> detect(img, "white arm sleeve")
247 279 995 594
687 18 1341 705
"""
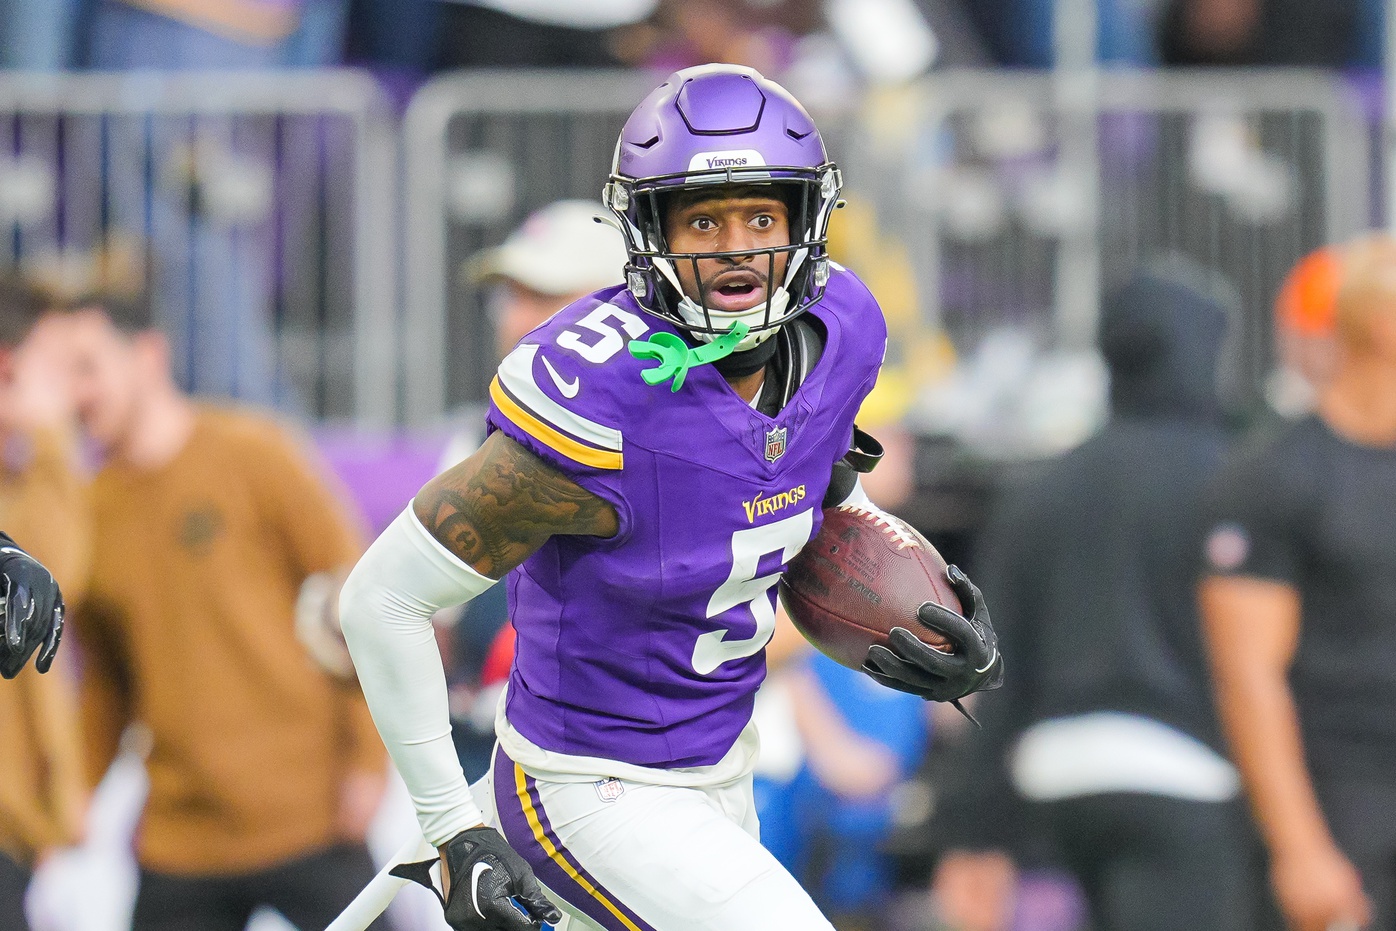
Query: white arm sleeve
339 505 496 846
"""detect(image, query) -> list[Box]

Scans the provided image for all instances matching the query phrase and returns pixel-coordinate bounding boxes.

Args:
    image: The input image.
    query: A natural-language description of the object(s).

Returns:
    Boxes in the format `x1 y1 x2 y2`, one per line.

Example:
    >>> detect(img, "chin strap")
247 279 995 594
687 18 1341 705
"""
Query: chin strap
628 322 750 392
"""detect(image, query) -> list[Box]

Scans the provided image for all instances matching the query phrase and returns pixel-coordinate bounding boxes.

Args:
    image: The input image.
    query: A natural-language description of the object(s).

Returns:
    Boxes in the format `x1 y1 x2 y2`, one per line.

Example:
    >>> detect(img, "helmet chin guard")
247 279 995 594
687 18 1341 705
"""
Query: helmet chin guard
605 64 842 347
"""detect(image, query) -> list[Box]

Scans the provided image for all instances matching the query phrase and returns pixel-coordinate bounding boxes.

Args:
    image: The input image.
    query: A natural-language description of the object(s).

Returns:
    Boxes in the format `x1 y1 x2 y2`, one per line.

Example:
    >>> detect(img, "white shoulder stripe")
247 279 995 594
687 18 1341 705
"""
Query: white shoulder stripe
498 344 624 453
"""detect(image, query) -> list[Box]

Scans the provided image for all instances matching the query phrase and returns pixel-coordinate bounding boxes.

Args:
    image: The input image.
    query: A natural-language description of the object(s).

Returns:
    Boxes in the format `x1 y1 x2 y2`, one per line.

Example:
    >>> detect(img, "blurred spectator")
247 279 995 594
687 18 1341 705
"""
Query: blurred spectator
759 651 929 928
0 0 82 68
824 0 944 81
1265 246 1341 421
88 0 348 68
343 0 437 70
468 202 628 393
1159 0 1366 66
1201 233 1396 931
629 0 946 91
437 199 626 779
439 198 627 472
935 264 1251 931
85 0 348 412
914 0 993 68
957 0 1162 65
0 278 88 931
62 292 389 930
434 0 654 69
634 0 820 76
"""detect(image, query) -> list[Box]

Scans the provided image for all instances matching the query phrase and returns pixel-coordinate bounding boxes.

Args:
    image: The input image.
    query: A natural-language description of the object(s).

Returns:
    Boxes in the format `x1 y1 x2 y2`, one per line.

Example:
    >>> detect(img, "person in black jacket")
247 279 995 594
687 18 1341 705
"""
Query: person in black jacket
1158 0 1367 67
932 264 1253 931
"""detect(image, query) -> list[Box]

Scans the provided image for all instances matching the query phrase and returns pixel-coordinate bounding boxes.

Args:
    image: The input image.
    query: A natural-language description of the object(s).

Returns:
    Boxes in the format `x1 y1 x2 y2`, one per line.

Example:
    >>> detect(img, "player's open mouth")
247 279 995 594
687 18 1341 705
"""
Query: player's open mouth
706 271 766 313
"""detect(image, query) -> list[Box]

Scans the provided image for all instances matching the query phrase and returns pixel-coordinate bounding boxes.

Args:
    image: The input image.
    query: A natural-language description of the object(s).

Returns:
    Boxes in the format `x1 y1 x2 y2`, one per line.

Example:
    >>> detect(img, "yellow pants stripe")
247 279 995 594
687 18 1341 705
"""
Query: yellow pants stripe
513 763 643 931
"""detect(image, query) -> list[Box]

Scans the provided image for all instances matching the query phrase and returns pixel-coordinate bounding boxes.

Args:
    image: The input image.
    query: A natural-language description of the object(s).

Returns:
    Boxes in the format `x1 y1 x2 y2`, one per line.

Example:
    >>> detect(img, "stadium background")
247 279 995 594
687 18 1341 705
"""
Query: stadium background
0 0 1387 929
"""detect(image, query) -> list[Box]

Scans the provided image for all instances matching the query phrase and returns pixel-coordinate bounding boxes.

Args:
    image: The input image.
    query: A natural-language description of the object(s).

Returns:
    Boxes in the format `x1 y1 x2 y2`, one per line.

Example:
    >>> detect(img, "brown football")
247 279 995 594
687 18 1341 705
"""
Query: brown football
779 503 961 670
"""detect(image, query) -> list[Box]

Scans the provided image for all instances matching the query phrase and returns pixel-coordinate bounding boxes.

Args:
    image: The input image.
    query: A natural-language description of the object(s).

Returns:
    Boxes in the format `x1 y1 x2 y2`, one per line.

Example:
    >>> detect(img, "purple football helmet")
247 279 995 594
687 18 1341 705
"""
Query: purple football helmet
604 64 842 350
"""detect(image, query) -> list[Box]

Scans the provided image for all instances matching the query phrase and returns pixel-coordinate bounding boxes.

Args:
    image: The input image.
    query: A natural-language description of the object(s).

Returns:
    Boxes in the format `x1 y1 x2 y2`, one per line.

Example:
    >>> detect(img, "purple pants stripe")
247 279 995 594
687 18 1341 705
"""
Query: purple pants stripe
491 746 659 931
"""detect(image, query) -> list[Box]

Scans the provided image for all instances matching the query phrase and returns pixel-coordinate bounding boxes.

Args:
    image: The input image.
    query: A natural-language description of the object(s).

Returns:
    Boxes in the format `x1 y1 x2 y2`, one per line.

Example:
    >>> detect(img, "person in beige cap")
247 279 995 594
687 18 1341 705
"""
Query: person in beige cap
442 200 627 469
468 199 630 358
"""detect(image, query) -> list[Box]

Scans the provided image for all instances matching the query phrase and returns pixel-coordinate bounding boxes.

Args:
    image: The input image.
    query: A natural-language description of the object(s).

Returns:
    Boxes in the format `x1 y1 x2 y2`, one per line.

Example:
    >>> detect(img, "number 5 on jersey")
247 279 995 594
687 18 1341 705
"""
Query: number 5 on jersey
558 306 649 364
692 509 814 675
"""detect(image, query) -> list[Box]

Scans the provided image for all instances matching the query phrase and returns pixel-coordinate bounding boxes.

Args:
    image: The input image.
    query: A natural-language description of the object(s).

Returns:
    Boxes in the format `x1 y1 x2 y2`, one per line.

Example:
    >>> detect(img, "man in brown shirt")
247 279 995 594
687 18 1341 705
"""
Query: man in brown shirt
64 291 389 931
0 278 87 931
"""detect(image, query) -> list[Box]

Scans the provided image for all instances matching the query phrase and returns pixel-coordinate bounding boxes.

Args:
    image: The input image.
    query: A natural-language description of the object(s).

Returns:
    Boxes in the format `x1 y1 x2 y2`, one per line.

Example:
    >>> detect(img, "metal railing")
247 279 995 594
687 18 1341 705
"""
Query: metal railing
402 70 654 425
0 69 1369 431
886 70 1368 410
400 68 1369 431
0 70 397 424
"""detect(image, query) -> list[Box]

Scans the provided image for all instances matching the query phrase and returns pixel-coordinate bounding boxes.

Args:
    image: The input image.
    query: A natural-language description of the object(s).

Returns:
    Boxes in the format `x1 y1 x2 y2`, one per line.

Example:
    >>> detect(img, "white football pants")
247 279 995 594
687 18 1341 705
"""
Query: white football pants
471 745 835 931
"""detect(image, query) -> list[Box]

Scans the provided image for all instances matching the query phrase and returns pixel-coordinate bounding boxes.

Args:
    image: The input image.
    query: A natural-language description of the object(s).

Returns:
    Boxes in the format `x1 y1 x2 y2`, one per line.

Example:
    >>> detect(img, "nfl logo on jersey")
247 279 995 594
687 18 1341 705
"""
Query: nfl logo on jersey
764 426 788 462
594 777 625 803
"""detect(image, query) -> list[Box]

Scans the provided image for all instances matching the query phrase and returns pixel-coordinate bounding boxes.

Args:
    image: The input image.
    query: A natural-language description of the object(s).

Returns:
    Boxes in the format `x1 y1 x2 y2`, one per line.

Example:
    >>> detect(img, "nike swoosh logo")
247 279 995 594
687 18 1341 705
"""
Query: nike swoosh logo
470 862 494 919
975 648 999 675
541 355 579 398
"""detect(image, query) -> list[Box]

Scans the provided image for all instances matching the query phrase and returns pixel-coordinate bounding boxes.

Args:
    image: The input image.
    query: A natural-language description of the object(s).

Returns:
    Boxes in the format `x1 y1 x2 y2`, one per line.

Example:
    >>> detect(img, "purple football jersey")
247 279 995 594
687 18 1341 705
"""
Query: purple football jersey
485 267 887 768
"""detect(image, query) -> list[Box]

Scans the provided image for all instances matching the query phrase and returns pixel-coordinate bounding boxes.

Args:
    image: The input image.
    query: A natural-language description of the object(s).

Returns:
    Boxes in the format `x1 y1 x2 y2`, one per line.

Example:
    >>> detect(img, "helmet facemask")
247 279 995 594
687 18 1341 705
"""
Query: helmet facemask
605 164 842 352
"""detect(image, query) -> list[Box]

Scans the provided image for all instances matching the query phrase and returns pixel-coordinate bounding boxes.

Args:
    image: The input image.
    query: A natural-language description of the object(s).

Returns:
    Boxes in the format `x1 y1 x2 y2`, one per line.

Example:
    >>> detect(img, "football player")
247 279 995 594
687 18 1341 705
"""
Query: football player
0 277 68 681
0 274 82 931
340 64 1003 931
0 536 64 680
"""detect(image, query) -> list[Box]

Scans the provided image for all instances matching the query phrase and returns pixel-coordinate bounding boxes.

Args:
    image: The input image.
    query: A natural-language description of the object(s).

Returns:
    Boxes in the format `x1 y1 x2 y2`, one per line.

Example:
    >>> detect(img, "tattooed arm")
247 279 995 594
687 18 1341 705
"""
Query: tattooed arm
413 430 617 578
338 430 615 847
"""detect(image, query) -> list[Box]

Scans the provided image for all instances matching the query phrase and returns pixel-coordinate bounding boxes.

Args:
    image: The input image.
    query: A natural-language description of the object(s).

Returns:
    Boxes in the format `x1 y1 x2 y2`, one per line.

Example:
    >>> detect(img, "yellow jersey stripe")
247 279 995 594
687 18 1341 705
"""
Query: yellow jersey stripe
490 378 623 471
498 344 623 452
513 764 643 931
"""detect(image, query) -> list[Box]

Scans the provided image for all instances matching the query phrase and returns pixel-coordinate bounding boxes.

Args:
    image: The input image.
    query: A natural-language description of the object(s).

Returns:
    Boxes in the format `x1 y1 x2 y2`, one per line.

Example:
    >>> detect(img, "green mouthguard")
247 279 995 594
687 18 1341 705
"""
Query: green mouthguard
628 321 750 392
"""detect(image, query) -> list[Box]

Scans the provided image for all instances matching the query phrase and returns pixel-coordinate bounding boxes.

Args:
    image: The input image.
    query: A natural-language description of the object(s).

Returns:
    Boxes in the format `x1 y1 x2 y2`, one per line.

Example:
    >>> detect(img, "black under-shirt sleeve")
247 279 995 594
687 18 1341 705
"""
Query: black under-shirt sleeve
1202 441 1307 586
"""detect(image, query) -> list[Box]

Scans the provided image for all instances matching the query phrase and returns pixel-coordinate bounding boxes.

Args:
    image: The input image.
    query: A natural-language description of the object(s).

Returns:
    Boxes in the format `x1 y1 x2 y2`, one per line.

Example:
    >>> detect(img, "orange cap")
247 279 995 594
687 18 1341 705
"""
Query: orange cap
1276 246 1341 338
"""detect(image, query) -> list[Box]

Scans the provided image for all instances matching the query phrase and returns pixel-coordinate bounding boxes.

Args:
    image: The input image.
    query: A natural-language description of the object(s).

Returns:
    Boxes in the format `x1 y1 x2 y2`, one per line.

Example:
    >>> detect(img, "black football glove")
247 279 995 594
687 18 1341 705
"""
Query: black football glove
863 565 1003 705
391 826 562 931
0 533 65 679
